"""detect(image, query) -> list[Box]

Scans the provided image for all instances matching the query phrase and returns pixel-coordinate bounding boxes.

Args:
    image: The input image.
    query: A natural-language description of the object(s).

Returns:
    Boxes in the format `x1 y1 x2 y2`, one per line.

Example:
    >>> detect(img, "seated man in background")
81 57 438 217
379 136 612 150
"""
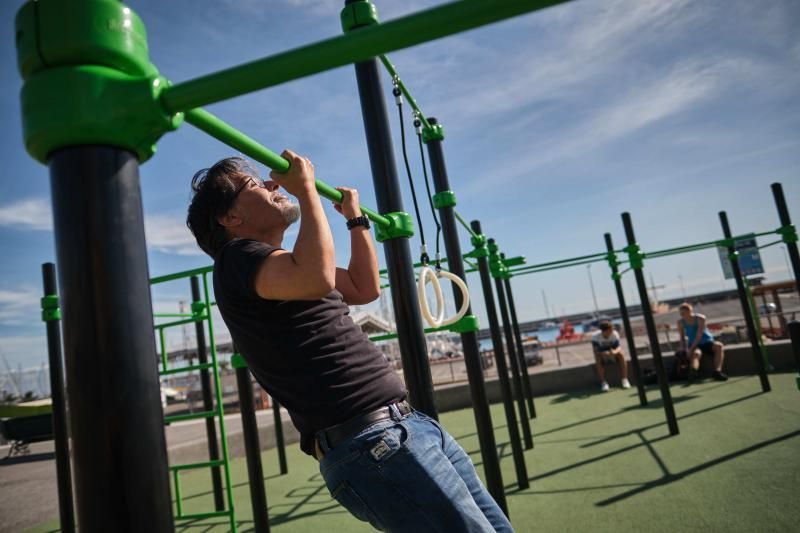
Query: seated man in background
592 321 631 392
677 303 728 383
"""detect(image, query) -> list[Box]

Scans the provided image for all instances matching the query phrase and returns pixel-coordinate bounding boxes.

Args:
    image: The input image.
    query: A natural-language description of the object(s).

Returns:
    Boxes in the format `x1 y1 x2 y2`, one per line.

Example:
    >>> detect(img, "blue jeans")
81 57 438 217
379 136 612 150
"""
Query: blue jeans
317 406 513 532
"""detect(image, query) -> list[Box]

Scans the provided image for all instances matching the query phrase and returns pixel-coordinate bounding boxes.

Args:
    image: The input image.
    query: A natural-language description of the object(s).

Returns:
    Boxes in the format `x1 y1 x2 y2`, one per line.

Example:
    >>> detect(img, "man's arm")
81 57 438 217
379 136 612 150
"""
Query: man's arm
254 151 336 300
332 187 381 305
678 321 686 351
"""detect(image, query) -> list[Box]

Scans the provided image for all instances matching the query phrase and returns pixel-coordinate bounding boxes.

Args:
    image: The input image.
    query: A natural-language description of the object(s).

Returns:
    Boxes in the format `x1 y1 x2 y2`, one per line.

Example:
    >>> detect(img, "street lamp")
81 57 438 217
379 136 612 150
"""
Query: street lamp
587 264 600 317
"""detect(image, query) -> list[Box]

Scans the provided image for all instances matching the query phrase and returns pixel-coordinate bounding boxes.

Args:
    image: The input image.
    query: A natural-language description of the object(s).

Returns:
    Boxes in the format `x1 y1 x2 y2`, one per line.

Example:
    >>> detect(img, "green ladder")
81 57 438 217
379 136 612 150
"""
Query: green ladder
154 269 237 531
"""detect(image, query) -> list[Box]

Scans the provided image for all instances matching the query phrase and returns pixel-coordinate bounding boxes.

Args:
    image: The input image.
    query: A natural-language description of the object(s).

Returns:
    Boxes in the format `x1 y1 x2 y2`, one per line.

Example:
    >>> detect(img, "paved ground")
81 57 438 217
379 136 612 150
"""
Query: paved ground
13 373 800 533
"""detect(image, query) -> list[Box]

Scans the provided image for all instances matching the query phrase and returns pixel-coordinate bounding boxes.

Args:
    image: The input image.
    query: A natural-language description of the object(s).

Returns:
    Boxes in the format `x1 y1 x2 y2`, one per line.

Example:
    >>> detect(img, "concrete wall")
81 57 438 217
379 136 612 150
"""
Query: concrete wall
433 340 797 413
171 340 796 462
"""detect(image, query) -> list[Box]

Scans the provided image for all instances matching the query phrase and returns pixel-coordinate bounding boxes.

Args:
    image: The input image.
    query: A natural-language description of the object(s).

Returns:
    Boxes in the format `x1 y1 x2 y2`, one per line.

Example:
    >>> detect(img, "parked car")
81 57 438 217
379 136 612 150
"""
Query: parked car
759 302 777 315
522 337 543 366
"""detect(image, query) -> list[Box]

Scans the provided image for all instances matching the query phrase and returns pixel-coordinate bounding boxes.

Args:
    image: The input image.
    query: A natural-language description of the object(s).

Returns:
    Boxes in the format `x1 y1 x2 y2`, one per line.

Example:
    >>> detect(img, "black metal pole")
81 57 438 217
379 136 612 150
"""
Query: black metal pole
350 16 436 419
604 234 647 407
190 276 224 511
500 255 536 419
472 220 529 490
771 182 800 297
424 120 507 513
788 321 800 376
621 212 679 436
49 146 173 531
719 211 771 392
41 263 75 533
490 246 532 450
235 357 270 533
273 399 288 475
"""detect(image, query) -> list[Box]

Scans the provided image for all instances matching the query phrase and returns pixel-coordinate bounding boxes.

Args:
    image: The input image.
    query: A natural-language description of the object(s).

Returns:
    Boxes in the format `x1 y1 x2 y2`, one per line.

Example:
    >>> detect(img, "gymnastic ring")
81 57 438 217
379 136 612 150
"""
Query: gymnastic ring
436 270 470 328
418 266 445 328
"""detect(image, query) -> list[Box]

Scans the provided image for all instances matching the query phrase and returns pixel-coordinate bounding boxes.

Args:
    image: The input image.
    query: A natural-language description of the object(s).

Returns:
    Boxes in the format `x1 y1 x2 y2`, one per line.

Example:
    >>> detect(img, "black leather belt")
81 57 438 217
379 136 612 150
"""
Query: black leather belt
317 400 413 451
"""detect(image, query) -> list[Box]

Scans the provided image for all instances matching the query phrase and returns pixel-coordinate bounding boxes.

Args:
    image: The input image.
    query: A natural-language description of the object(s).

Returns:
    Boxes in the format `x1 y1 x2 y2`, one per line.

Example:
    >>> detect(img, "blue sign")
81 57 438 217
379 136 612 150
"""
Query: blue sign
718 237 764 279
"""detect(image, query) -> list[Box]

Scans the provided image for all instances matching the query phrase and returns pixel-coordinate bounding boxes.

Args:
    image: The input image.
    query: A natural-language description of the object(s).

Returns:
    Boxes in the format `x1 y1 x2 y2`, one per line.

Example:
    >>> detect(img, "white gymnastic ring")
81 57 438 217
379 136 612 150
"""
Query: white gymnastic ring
418 266 445 328
437 270 471 327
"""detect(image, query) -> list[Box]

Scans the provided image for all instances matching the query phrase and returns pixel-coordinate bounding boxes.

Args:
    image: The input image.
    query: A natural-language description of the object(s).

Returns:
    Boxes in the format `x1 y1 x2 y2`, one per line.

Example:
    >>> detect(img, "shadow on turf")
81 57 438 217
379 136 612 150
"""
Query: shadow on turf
595 428 800 506
455 377 748 444
498 388 788 507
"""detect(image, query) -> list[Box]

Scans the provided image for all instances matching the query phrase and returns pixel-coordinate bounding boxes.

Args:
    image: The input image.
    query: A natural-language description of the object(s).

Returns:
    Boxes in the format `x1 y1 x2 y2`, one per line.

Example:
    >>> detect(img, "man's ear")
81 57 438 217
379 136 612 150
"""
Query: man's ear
216 210 242 229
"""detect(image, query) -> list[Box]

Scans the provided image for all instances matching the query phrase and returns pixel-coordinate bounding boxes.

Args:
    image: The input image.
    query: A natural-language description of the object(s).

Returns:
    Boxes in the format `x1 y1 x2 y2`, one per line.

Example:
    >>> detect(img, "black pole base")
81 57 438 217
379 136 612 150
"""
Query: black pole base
49 146 173 531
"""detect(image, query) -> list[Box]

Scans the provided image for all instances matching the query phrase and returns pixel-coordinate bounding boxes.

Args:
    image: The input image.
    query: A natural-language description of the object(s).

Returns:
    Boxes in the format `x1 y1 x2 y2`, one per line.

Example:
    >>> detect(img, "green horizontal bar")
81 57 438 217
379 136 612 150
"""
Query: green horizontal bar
453 210 478 238
151 265 213 285
170 459 226 472
175 510 233 521
165 410 216 424
509 257 603 276
756 239 783 250
159 362 214 376
160 0 572 113
379 55 432 131
510 253 609 273
644 238 724 258
370 322 462 342
155 317 203 330
153 313 195 319
185 107 392 229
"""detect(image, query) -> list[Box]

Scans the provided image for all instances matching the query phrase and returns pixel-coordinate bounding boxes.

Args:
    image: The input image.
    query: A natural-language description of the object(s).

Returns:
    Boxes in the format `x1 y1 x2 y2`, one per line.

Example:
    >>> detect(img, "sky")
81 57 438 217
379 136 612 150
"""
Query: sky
0 0 799 372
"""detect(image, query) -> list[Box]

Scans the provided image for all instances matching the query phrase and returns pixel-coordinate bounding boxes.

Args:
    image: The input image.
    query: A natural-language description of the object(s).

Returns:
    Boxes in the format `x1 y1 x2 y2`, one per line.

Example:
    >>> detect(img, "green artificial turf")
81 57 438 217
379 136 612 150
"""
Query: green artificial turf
29 374 800 532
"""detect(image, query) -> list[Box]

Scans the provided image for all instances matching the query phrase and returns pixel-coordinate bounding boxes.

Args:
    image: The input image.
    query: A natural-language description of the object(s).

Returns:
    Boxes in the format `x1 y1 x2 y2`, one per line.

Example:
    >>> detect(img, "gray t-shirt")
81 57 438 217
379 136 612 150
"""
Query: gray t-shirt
213 238 407 456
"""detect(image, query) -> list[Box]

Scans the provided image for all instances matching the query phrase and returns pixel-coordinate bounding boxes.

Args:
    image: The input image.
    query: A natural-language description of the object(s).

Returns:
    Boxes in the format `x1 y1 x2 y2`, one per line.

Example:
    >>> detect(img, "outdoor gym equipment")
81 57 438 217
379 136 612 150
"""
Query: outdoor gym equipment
18 0 575 525
389 64 471 329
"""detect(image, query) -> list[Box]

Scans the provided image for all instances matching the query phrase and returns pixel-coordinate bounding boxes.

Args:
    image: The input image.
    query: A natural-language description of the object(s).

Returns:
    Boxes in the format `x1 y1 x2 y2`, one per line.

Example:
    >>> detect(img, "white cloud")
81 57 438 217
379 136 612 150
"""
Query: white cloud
0 287 41 326
0 198 53 231
0 197 205 256
144 214 204 256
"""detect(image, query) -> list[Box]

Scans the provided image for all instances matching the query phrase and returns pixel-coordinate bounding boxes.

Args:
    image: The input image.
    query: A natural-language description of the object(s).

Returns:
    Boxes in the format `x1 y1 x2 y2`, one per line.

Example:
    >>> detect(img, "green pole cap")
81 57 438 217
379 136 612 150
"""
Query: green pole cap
16 0 156 81
432 191 457 209
15 1 182 163
341 0 380 32
422 123 445 143
375 212 415 242
611 272 622 281
231 353 248 369
41 294 61 322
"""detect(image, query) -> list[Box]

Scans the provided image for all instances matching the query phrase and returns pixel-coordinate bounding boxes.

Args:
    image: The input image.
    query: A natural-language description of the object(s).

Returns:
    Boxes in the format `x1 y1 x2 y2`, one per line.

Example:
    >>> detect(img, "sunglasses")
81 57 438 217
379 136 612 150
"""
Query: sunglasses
230 176 268 204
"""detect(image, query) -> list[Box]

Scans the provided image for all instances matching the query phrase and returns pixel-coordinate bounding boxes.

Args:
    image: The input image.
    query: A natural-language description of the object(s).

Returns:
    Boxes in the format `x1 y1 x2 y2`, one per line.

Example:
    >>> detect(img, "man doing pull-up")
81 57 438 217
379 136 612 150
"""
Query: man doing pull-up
186 151 512 532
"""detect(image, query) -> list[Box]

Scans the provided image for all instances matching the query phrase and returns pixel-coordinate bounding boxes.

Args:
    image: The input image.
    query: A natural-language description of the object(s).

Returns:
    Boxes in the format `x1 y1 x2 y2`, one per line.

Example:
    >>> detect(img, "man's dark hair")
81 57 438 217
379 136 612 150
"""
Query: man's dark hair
599 321 613 332
186 157 255 257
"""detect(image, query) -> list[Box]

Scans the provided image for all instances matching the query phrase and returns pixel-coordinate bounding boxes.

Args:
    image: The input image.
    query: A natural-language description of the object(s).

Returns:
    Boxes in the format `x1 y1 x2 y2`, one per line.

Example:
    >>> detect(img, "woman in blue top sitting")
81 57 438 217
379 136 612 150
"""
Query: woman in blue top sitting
677 302 728 383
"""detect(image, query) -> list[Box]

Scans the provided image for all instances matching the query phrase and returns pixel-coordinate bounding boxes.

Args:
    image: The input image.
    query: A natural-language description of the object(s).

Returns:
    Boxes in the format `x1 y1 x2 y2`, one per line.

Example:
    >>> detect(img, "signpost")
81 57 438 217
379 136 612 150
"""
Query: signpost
718 237 764 279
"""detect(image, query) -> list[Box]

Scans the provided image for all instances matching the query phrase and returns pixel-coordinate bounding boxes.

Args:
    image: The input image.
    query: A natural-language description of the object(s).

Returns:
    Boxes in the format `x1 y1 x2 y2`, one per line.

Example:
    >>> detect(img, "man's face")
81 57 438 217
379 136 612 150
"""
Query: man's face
229 174 300 232
602 328 613 338
679 307 691 321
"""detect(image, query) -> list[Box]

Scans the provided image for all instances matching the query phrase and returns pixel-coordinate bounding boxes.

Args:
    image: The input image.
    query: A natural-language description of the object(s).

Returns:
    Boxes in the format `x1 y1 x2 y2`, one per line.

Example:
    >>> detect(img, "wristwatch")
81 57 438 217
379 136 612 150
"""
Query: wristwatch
346 215 370 230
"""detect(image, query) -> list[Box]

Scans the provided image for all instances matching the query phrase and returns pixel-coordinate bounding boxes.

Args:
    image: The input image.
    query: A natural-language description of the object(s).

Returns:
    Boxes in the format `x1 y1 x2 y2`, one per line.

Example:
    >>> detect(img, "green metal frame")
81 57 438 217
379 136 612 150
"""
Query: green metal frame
369 314 480 342
151 269 237 531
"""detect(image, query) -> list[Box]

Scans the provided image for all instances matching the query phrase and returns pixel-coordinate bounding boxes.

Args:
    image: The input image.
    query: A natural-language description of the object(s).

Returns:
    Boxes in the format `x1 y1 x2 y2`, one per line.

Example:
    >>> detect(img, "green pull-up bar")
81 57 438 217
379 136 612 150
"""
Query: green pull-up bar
185 108 392 229
159 0 573 114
